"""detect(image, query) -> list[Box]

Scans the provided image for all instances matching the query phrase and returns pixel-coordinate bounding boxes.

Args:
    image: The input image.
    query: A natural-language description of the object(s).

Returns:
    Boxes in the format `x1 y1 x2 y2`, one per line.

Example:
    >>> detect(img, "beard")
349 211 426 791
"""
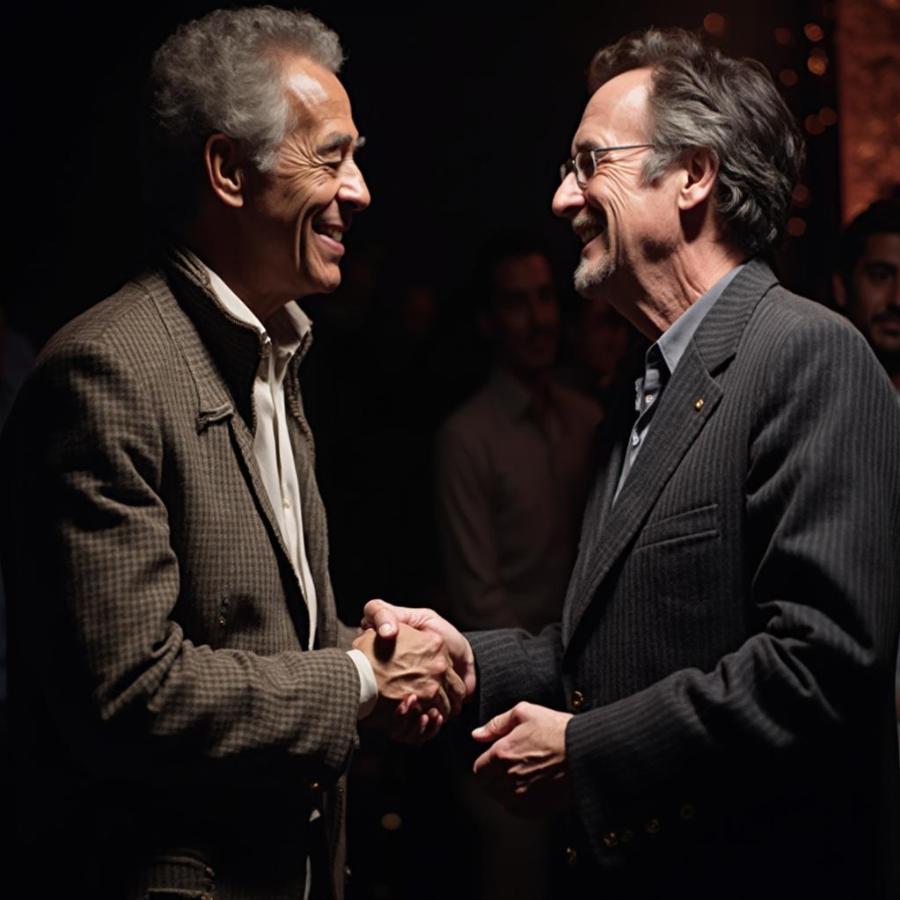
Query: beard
574 248 615 296
572 208 614 297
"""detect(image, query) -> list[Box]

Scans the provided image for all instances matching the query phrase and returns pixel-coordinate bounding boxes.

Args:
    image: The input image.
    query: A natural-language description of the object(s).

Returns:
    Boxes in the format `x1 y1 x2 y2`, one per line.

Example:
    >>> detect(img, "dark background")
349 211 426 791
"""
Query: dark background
7 1 840 347
4 3 849 898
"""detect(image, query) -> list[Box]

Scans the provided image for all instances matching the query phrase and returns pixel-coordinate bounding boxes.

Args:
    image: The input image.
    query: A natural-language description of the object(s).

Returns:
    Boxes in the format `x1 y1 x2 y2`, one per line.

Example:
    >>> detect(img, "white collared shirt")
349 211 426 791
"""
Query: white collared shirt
202 265 376 716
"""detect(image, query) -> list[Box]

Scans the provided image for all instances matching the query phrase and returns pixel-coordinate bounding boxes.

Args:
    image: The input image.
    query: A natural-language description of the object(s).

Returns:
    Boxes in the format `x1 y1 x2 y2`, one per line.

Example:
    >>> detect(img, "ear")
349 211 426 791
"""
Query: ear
677 146 718 212
832 272 848 309
203 133 246 209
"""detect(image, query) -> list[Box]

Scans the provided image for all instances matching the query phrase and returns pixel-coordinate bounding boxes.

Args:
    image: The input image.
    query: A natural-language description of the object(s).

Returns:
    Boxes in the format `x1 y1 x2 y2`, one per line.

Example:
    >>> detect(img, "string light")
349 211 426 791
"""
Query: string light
774 26 792 45
787 217 807 237
792 184 812 205
779 68 800 87
804 23 825 41
807 54 828 76
703 13 727 36
805 113 826 135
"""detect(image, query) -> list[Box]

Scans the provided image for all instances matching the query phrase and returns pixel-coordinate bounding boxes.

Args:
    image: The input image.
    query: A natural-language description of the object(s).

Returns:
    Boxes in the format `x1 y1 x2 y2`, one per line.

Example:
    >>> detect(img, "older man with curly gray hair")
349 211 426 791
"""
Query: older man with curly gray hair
1 7 467 899
367 26 900 900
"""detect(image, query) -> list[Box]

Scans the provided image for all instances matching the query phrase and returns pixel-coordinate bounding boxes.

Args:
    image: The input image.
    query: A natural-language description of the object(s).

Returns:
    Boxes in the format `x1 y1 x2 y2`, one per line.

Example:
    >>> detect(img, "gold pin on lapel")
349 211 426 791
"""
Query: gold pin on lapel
694 398 705 411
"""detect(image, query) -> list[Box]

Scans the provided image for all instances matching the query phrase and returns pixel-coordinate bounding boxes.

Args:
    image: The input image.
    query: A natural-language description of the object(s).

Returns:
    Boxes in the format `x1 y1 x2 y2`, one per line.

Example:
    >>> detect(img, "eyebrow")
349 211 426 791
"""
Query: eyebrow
316 133 366 155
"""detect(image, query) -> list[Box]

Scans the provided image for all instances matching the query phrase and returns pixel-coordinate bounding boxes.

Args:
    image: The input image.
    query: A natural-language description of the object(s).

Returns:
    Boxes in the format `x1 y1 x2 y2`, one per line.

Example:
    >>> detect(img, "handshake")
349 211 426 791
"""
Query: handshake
352 600 476 742
351 600 573 816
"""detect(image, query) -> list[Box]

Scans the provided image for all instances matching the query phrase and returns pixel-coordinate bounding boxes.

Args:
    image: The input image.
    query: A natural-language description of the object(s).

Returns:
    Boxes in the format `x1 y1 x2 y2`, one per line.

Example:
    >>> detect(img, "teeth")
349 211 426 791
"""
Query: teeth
315 224 343 242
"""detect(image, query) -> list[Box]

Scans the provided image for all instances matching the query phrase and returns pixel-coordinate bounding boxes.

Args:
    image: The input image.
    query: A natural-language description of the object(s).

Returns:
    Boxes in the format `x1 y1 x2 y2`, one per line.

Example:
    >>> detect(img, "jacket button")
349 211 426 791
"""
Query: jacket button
644 817 661 835
570 690 585 711
679 802 696 821
307 780 321 792
602 831 619 848
565 846 578 866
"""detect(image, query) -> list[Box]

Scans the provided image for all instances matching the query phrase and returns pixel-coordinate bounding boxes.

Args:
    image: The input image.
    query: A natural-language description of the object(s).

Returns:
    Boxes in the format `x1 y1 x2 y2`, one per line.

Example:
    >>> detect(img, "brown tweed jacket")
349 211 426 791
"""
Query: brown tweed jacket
1 248 361 899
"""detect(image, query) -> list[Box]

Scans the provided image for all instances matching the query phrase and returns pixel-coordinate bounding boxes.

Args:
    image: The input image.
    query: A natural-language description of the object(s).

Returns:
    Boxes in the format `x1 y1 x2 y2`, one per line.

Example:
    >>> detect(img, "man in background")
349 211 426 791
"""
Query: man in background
834 196 900 751
437 234 600 636
834 197 900 393
436 234 600 900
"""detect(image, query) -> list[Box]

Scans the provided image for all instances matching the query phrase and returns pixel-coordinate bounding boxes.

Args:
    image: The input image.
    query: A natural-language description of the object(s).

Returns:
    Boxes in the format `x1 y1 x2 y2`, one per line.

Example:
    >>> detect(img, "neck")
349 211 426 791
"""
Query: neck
181 218 293 323
602 238 745 341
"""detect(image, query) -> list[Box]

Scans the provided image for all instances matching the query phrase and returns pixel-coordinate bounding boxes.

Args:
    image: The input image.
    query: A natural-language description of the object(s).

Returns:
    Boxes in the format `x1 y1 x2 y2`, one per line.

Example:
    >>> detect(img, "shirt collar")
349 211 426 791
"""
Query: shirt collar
655 263 745 377
200 264 311 357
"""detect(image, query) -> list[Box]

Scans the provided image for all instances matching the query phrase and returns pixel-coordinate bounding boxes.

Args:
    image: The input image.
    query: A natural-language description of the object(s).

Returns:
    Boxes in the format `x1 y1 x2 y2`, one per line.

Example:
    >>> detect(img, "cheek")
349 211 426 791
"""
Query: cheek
854 280 890 317
596 171 633 220
282 172 338 224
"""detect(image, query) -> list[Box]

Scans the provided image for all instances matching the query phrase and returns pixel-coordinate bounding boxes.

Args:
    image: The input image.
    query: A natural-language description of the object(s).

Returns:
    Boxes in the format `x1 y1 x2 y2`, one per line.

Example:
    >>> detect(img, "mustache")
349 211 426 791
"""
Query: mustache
572 207 606 241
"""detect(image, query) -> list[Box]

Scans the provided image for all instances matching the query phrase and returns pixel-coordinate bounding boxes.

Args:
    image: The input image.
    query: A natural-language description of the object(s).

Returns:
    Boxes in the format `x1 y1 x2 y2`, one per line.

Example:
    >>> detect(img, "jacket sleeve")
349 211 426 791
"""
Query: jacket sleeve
468 623 567 722
565 315 900 845
2 336 360 785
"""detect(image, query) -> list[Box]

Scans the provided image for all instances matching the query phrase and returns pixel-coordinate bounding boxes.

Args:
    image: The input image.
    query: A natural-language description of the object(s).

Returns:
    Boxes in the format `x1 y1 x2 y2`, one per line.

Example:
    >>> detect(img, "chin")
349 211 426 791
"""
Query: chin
574 257 615 297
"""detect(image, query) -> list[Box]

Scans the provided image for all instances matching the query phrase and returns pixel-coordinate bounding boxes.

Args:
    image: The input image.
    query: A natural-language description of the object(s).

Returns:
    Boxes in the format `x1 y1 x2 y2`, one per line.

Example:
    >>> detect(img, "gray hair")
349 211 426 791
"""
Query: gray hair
588 28 804 255
144 5 344 225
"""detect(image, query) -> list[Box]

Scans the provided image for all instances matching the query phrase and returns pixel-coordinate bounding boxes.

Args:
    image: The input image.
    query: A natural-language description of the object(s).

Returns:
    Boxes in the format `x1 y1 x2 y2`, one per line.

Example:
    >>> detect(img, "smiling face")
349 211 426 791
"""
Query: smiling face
552 68 681 304
241 55 370 303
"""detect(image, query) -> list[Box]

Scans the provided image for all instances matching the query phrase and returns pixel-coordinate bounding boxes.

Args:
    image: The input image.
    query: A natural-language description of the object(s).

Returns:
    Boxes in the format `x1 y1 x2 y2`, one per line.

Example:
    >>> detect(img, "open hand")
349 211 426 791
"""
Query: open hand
472 701 573 816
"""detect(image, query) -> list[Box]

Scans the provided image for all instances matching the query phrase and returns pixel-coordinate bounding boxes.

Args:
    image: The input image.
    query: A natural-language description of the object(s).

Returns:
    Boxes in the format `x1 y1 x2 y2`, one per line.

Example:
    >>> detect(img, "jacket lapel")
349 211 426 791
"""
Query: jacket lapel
563 259 778 646
149 251 311 643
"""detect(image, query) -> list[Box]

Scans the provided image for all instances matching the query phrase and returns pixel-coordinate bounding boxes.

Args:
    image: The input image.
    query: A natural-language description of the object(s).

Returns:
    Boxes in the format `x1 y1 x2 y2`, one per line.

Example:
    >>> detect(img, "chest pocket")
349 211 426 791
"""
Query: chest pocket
632 502 719 551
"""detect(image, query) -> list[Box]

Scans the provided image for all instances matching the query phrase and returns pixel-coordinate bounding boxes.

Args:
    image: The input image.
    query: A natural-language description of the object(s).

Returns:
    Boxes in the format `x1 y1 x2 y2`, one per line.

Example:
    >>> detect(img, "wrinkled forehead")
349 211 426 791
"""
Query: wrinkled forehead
573 67 653 150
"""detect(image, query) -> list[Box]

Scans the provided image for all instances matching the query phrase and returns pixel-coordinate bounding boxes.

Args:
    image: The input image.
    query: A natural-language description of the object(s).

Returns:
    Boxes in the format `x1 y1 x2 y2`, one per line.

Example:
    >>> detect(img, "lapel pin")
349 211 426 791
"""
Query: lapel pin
694 398 705 411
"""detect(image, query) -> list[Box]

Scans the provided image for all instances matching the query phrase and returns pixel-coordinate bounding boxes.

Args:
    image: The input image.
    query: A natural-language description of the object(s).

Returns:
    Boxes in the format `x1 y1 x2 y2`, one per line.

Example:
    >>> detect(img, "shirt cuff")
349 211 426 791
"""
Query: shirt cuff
347 648 378 720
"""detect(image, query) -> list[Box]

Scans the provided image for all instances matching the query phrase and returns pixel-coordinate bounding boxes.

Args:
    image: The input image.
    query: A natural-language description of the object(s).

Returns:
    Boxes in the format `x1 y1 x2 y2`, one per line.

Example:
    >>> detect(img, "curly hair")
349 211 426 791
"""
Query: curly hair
143 5 343 226
588 28 804 254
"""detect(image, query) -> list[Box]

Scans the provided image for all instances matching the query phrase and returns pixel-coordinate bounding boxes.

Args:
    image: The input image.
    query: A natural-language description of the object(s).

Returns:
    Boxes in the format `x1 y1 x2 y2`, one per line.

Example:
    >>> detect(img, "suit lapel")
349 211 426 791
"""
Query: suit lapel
564 347 721 642
563 259 779 646
146 258 311 644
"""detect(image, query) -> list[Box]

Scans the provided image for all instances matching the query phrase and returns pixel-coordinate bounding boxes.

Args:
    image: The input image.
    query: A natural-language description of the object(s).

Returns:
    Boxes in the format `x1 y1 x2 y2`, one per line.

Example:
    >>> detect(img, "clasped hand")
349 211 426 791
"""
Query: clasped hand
360 600 574 812
352 622 466 742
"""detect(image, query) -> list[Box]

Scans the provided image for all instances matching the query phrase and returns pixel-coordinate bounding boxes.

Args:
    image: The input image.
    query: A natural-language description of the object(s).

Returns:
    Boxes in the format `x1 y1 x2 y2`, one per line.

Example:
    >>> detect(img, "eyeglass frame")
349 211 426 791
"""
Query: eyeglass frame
559 144 654 188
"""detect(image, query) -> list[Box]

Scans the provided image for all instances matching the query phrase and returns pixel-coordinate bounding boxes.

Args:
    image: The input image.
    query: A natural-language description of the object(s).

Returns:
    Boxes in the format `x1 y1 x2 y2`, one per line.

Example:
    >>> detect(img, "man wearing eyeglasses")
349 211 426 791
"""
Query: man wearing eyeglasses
367 27 900 900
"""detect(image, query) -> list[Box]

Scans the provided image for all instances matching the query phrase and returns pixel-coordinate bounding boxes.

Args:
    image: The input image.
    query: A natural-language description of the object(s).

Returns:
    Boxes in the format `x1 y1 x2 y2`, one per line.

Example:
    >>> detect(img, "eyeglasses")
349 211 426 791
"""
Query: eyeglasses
559 144 653 188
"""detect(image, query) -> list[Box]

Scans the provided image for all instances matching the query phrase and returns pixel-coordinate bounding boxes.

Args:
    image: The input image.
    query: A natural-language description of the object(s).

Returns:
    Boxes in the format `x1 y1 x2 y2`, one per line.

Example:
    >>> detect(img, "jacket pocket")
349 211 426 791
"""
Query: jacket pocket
632 503 719 551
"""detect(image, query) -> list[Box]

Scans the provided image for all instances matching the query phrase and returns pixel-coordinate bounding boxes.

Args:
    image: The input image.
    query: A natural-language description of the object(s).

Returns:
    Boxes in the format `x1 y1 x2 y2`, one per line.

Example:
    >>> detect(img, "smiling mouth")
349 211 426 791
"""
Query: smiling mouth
573 210 607 244
312 221 344 244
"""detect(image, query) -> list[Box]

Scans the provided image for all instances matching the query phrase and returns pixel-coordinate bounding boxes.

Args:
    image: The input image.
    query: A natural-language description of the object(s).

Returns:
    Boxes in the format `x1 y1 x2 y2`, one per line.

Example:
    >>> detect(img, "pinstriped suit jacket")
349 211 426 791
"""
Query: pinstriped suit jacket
1 248 360 899
470 260 900 898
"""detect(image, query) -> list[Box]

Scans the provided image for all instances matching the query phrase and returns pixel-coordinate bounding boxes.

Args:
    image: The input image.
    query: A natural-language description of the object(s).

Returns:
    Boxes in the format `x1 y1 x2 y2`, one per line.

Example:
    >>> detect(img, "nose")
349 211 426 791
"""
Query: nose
527 293 560 331
338 158 371 212
552 171 585 219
